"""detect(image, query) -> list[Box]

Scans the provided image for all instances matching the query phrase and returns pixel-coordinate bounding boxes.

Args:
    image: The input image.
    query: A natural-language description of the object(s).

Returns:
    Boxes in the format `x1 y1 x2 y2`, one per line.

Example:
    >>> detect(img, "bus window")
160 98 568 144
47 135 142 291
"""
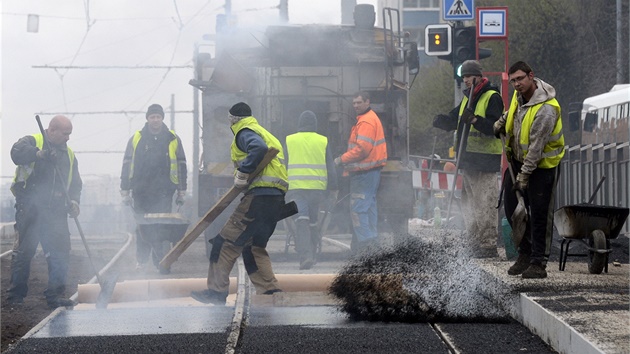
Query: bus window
584 112 597 132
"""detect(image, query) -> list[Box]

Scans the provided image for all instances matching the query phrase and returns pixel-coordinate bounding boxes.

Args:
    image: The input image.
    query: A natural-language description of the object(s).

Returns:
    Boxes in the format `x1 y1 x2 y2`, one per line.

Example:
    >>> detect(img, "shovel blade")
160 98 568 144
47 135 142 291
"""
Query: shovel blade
95 273 119 309
510 195 528 248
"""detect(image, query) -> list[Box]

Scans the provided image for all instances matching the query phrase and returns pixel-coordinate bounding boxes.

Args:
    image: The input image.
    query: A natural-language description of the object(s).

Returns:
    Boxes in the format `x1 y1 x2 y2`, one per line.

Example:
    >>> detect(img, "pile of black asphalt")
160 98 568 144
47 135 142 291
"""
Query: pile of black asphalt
329 232 510 323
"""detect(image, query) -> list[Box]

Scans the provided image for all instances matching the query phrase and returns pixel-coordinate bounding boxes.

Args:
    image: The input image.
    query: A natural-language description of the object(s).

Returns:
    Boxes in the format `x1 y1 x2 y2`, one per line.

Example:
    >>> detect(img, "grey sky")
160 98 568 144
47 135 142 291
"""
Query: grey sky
1 0 376 186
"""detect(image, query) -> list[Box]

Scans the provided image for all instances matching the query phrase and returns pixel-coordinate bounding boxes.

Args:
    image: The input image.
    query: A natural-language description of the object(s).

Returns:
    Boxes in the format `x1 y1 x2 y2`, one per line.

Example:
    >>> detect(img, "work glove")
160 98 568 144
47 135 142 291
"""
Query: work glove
513 173 529 192
36 149 57 161
461 108 477 124
334 157 342 166
175 190 186 206
120 190 132 206
234 170 249 189
68 200 80 218
493 120 506 139
433 114 446 128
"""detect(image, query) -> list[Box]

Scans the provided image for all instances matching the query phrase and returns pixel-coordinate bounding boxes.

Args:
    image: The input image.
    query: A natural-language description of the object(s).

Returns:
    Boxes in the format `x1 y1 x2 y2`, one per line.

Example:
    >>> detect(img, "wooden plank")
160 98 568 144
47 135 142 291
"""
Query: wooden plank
159 148 279 269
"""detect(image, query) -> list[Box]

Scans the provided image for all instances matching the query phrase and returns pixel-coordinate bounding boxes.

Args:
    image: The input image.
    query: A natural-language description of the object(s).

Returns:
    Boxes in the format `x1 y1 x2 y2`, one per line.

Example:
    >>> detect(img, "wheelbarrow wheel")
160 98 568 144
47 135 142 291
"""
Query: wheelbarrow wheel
588 229 607 274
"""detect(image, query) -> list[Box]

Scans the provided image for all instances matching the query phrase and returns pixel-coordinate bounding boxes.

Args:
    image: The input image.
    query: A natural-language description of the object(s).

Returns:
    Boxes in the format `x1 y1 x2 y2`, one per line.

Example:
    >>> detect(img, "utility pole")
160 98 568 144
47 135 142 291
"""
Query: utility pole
279 0 289 23
192 46 201 219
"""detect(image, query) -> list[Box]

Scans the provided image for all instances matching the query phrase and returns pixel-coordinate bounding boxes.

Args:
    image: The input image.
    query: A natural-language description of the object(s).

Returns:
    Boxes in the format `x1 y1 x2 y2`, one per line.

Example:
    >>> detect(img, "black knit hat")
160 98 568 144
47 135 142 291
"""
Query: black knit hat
229 102 252 117
146 104 164 118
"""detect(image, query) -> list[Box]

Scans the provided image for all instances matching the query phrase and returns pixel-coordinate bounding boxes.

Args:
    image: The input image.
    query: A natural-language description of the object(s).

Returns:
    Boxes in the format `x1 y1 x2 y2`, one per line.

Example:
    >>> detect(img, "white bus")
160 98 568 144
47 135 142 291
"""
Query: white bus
578 84 630 145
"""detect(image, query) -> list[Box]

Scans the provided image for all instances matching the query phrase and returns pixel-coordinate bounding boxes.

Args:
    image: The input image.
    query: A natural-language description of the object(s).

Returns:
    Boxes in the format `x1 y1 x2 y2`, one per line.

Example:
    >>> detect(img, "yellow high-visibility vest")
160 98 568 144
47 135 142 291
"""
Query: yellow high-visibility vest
505 92 565 168
129 130 180 184
286 132 328 190
11 133 74 195
458 90 503 155
230 117 289 192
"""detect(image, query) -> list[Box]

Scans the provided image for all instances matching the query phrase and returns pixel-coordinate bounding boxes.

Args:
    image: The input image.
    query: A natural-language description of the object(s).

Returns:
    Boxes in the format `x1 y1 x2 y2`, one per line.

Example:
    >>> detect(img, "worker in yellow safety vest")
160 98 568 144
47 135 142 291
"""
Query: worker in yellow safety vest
285 110 338 270
494 61 564 279
120 103 188 274
191 102 289 306
433 60 504 259
8 115 82 309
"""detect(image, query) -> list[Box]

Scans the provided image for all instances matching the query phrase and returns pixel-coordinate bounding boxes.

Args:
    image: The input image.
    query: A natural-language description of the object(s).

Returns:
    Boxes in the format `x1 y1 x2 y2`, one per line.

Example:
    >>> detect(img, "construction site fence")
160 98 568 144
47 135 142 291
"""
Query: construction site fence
410 142 629 236
556 142 629 236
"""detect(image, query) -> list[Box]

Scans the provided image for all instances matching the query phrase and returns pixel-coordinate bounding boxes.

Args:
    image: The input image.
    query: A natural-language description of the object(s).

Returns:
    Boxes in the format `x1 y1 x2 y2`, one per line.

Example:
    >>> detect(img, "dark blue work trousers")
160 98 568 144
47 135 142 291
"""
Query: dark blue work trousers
8 201 71 301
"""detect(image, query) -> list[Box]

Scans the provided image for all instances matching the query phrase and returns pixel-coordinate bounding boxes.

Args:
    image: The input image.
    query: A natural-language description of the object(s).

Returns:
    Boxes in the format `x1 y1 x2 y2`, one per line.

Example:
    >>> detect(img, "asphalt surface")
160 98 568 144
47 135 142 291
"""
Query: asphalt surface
3 224 628 353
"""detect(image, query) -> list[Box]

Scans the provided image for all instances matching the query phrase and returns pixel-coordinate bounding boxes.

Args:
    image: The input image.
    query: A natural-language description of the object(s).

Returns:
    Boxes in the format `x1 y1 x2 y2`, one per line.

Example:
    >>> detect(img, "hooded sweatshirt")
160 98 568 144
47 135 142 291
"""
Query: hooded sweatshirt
499 78 560 175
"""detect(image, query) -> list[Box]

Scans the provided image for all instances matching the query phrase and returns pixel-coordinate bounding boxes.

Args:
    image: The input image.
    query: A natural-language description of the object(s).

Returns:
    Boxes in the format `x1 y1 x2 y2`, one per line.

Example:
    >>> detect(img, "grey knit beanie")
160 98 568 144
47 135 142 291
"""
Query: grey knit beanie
298 111 317 132
461 60 483 77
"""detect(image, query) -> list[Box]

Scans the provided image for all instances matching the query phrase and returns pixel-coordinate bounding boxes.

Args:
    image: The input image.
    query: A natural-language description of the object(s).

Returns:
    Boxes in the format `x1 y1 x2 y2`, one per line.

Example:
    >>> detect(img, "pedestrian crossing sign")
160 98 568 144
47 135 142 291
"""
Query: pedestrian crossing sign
443 0 474 21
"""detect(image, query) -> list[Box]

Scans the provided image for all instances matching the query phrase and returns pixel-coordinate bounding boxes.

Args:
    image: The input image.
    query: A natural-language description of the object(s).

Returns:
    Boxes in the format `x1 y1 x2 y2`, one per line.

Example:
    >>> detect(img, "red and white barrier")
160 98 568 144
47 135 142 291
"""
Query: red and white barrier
412 169 463 191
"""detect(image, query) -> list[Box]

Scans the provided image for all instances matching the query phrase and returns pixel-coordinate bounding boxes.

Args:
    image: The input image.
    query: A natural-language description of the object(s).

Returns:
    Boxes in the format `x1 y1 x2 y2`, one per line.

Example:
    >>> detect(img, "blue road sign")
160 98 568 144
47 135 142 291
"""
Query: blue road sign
443 0 475 21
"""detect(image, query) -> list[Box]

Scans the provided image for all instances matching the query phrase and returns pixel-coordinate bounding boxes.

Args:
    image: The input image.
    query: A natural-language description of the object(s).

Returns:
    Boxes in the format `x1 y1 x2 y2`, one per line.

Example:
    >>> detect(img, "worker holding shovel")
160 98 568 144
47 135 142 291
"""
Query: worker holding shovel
7 115 82 309
494 61 564 279
433 60 504 258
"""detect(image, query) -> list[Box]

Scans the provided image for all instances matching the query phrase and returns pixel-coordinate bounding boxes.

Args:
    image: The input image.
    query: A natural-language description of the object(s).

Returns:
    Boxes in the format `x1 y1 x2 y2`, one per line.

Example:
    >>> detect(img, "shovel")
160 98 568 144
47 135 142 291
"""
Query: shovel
445 78 476 224
500 133 528 247
36 115 117 309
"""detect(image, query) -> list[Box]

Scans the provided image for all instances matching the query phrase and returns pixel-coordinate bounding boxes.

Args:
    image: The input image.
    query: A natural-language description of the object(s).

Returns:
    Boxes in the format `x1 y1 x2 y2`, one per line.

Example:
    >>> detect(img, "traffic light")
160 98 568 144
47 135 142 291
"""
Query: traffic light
452 26 475 79
424 24 451 56
451 26 492 79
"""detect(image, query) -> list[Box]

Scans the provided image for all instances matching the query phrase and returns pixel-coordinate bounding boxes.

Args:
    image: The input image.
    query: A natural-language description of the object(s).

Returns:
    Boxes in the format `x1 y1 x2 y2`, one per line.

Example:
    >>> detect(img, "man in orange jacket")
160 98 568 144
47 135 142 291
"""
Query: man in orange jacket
335 91 387 252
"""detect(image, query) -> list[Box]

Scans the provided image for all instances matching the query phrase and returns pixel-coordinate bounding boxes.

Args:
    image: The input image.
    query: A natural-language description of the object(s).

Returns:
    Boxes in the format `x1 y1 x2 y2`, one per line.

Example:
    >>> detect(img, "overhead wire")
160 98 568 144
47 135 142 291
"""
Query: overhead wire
133 0 216 112
54 0 96 116
37 1 213 123
36 0 218 135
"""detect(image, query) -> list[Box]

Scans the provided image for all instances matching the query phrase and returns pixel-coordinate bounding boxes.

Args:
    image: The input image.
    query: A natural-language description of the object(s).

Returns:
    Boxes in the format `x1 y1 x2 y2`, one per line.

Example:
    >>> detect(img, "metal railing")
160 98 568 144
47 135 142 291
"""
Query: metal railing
556 142 630 235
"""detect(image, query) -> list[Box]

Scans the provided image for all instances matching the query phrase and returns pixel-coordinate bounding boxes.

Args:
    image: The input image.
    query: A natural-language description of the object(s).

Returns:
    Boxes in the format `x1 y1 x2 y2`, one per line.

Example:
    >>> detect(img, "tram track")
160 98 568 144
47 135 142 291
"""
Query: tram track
430 323 461 354
3 233 560 353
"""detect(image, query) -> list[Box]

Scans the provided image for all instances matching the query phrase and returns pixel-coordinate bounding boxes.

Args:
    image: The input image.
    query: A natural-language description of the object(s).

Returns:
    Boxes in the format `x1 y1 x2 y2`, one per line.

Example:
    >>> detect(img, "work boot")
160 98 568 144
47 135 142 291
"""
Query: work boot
47 298 76 309
7 296 24 306
522 263 547 279
263 289 283 295
299 257 315 270
190 289 228 305
158 265 171 275
507 254 531 275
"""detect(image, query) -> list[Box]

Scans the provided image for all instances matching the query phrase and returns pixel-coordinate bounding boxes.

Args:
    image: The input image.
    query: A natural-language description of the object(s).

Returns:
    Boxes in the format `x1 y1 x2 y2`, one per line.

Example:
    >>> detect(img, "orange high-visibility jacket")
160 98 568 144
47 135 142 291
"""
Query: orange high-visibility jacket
341 109 387 174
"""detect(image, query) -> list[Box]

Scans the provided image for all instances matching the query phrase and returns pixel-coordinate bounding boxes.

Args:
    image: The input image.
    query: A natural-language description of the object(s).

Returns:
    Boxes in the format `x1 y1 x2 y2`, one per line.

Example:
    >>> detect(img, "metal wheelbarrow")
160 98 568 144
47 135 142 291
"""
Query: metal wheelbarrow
134 213 190 272
554 204 629 274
